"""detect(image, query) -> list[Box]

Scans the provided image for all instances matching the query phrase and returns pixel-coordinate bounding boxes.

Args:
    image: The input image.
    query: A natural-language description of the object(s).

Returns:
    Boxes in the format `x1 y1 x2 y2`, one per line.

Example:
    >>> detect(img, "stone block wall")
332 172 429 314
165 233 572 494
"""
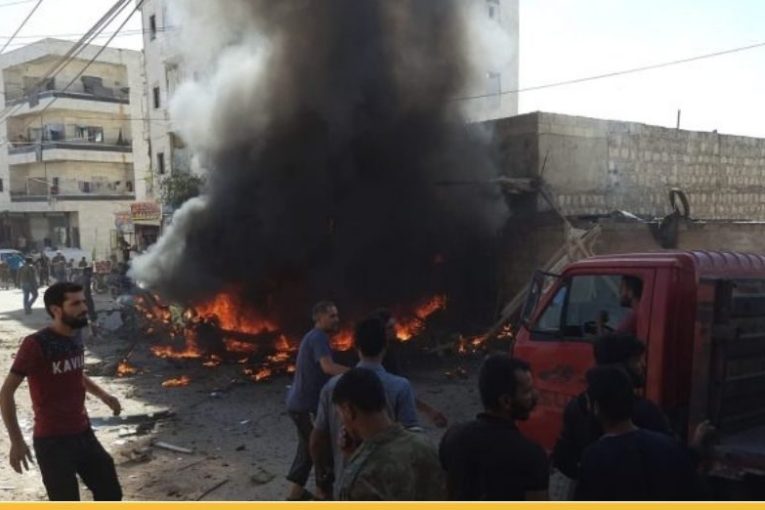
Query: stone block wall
491 112 765 220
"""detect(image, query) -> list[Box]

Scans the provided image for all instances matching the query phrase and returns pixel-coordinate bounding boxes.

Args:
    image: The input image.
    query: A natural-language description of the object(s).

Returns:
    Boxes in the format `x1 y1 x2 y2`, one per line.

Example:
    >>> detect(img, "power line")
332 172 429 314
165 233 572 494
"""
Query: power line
0 0 132 124
16 0 143 132
455 40 765 103
0 26 175 40
0 0 43 54
0 0 36 8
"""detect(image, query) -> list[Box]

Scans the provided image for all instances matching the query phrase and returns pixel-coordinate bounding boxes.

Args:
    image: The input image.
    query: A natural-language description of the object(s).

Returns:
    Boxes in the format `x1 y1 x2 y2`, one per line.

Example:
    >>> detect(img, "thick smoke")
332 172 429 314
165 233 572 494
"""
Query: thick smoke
133 0 509 330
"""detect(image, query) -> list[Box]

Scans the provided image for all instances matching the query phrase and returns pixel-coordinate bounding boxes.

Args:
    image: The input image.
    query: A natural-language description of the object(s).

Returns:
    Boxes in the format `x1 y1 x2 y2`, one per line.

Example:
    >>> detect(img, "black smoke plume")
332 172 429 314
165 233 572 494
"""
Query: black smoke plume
133 0 509 332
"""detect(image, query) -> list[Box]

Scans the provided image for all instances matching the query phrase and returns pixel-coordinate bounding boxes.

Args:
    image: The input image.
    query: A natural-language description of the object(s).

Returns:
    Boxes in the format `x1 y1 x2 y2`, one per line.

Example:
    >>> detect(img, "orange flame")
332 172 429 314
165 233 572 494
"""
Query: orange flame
116 359 138 377
244 366 273 382
395 295 447 340
150 330 204 359
162 375 191 387
202 355 223 368
331 329 354 352
223 338 259 354
195 292 277 335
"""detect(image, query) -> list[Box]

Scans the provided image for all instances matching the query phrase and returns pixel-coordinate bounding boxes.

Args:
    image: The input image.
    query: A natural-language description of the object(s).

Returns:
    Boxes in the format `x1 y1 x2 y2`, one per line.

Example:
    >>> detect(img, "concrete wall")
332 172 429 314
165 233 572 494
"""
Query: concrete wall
141 0 188 191
462 0 520 122
11 199 133 259
492 112 765 220
2 57 129 100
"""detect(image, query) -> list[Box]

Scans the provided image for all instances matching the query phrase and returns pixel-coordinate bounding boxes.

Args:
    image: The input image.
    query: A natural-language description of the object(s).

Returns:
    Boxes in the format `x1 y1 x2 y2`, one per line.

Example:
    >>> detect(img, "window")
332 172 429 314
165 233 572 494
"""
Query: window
153 86 161 109
75 126 104 143
51 177 60 195
532 274 638 340
0 179 4 192
157 152 166 175
149 15 157 40
81 182 91 193
487 0 500 20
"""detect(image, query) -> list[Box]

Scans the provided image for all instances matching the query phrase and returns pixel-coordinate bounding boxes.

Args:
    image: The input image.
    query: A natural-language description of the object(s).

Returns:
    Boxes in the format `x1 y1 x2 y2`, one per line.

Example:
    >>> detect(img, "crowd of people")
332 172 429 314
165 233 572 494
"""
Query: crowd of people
283 301 715 501
0 289 716 501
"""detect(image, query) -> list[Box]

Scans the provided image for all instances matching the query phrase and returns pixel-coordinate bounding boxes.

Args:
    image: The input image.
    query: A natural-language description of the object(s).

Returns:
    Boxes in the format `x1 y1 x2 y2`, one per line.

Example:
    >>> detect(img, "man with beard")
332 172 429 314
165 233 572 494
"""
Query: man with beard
551 334 671 493
439 354 548 500
285 301 348 500
0 282 122 501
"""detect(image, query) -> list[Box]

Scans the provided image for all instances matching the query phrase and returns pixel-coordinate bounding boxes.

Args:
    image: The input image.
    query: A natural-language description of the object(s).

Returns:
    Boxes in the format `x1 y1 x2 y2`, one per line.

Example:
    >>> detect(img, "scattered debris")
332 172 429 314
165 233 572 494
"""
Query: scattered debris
196 479 229 501
235 444 246 451
153 440 194 454
445 367 468 380
91 410 175 427
178 457 208 471
250 467 275 485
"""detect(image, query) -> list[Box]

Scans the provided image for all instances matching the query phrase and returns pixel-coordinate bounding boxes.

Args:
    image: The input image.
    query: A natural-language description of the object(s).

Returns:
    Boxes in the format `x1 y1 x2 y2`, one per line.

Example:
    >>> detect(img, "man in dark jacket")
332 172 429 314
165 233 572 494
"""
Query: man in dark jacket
552 334 672 483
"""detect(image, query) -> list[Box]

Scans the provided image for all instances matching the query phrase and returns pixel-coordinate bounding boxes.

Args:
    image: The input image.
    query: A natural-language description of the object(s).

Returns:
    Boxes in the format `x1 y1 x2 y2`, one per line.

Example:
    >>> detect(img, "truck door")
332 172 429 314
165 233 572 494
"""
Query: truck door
514 268 656 449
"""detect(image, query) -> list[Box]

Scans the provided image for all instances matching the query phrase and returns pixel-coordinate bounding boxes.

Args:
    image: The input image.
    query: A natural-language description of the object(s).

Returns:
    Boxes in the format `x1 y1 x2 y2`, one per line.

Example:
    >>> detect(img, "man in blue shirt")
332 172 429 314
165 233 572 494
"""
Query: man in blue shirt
285 301 348 500
310 316 419 499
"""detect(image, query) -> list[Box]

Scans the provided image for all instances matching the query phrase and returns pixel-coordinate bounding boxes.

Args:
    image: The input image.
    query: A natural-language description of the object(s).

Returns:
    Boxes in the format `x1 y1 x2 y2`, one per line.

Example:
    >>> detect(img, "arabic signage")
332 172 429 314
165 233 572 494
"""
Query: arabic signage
130 201 162 222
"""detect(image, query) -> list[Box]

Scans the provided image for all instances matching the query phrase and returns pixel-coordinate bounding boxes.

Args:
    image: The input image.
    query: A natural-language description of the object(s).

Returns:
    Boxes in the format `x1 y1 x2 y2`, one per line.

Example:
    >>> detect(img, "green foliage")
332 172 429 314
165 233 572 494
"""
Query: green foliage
160 173 205 209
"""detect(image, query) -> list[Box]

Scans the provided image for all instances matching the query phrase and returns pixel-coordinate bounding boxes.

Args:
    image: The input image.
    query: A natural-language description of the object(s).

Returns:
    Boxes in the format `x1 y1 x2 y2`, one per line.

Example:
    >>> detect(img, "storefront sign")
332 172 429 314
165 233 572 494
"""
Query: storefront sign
131 201 162 222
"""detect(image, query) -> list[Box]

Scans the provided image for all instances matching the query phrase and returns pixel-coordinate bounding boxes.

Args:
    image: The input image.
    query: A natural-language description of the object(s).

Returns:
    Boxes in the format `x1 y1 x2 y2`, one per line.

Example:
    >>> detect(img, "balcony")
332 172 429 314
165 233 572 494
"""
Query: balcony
7 123 133 165
10 177 135 202
4 89 129 108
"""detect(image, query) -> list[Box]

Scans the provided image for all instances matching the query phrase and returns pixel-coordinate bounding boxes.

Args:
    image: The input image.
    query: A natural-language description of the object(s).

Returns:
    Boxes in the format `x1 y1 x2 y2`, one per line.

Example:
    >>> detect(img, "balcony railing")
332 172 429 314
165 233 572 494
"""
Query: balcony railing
7 123 132 155
4 89 130 108
10 177 135 202
8 141 132 155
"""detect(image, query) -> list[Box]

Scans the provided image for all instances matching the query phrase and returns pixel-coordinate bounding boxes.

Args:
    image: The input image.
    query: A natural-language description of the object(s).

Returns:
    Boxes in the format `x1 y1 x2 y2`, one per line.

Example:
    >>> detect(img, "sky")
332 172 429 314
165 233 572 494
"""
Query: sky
1 0 764 137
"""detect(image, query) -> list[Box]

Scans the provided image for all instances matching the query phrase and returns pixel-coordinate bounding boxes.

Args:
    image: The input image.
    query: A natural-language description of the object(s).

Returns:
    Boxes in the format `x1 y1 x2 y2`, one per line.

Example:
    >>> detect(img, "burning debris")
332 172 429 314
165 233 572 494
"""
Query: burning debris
116 359 139 377
162 375 192 388
130 0 509 350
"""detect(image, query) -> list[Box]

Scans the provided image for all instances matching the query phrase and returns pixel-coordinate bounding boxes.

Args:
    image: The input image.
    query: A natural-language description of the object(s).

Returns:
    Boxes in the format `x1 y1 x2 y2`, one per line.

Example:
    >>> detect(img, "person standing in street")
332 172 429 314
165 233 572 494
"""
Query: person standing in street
575 366 697 500
0 282 123 501
18 258 39 315
439 354 548 500
285 301 348 500
333 367 446 500
311 316 419 499
37 254 50 286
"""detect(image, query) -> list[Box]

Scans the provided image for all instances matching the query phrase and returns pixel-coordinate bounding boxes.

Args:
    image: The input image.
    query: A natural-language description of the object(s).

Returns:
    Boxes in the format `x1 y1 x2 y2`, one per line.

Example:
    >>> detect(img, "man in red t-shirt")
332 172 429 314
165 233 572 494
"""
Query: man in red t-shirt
0 282 123 501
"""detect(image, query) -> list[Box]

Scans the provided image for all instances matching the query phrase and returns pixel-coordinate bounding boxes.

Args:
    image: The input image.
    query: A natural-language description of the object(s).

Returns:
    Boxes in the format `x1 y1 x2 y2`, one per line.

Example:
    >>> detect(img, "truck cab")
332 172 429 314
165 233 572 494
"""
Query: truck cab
513 251 765 493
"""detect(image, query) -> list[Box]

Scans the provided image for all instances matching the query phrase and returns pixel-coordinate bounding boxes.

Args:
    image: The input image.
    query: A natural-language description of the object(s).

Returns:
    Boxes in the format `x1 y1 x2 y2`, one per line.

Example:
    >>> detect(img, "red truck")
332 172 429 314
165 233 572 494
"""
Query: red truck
513 250 765 497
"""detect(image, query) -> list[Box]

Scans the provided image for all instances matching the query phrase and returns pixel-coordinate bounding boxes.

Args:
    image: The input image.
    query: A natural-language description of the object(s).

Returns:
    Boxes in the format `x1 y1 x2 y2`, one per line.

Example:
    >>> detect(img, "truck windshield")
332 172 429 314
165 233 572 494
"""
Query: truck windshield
532 274 639 339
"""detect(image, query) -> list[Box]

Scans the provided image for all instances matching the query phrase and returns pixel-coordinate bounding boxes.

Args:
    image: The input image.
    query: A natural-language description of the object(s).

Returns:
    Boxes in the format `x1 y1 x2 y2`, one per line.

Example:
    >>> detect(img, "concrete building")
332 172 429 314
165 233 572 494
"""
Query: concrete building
463 0 520 122
139 0 189 183
0 39 151 257
489 111 765 304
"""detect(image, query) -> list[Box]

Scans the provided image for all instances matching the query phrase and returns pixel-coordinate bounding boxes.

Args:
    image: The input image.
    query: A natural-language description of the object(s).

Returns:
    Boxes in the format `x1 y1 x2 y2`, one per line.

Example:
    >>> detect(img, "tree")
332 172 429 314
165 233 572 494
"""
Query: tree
160 173 205 210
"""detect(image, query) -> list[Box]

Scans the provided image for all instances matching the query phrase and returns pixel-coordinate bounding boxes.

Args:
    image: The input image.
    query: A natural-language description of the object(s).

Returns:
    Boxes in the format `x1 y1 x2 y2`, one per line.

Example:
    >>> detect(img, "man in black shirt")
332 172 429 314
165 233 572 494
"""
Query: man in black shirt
439 354 548 500
575 366 696 501
552 334 671 482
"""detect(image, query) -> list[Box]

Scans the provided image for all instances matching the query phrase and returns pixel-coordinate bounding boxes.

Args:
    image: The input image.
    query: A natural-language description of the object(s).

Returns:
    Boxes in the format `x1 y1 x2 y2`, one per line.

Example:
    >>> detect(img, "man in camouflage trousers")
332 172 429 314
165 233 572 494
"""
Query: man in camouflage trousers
332 367 445 500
